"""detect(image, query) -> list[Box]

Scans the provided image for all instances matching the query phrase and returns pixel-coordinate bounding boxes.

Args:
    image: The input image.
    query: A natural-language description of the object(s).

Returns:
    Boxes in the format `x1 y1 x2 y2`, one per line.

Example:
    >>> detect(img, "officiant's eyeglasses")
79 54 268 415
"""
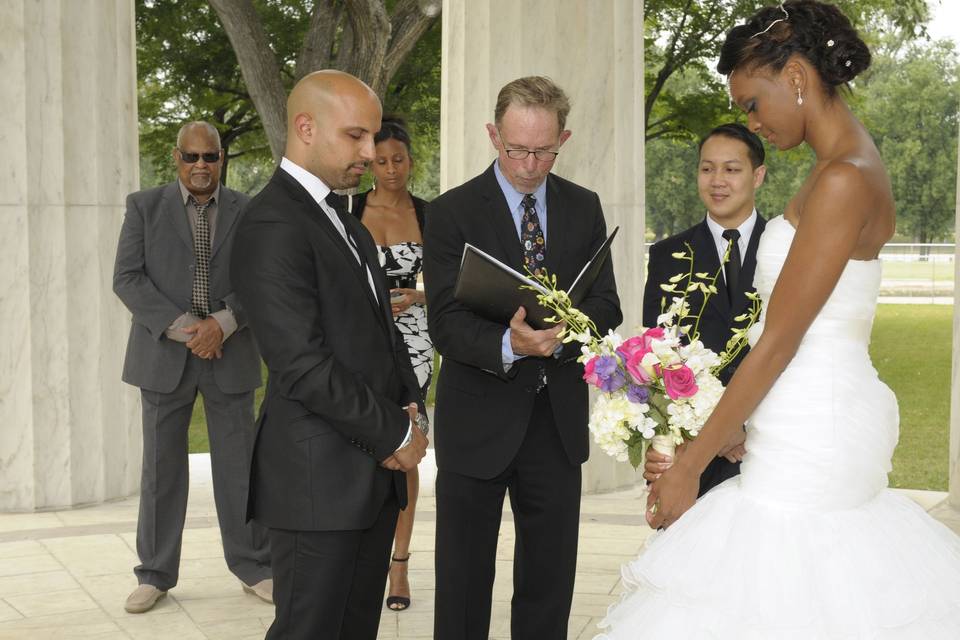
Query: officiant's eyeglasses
178 150 221 164
496 129 560 162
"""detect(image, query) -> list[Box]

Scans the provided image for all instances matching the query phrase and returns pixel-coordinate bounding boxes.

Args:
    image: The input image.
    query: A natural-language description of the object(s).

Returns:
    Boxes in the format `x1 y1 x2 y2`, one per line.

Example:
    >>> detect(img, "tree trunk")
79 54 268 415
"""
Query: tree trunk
210 0 439 161
209 0 288 160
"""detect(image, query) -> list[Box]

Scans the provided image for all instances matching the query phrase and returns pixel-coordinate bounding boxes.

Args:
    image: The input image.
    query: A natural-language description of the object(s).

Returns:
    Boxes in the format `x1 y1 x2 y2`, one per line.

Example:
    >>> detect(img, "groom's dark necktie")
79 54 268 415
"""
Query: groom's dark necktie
324 192 366 266
722 228 741 305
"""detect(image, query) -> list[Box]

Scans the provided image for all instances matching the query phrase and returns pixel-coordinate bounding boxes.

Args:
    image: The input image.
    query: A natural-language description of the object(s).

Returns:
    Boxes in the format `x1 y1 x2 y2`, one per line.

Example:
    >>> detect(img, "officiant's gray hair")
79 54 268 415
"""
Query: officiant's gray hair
494 76 571 131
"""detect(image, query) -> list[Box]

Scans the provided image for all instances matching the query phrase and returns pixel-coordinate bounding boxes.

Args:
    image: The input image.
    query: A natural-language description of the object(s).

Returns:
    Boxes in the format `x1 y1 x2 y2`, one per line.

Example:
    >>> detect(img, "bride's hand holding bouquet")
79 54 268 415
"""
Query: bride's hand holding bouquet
527 244 760 528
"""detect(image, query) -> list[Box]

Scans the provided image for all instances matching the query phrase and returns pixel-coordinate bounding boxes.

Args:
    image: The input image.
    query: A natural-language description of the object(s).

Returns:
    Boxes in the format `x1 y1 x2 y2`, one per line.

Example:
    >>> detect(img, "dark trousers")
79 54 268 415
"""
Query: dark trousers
434 389 582 640
698 455 740 497
266 495 400 640
135 355 270 590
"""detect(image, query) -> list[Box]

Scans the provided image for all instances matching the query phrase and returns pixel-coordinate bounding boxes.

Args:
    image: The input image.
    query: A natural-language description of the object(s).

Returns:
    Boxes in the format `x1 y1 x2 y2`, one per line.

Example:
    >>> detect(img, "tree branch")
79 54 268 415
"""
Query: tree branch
342 0 391 94
295 0 341 80
209 0 288 160
381 0 440 89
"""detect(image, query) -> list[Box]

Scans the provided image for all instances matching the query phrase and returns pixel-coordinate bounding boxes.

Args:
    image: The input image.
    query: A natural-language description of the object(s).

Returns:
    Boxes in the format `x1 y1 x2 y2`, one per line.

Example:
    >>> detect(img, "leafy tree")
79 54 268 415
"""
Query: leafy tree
137 0 270 187
136 0 442 198
209 0 439 160
644 0 929 142
859 39 960 243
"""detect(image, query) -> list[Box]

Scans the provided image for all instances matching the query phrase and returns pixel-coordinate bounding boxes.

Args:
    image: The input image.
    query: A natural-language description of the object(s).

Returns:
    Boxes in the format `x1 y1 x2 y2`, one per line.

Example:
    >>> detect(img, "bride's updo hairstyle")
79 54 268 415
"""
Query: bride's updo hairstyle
717 0 871 96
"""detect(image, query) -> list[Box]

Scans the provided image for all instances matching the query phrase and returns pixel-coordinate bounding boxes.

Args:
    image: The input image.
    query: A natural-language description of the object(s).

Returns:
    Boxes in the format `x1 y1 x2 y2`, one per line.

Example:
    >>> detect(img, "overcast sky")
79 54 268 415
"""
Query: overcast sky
926 0 960 47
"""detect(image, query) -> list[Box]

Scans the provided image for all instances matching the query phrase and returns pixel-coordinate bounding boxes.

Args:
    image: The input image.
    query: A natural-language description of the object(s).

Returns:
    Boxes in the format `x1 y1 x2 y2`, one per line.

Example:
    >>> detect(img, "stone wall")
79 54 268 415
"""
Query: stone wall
0 0 141 510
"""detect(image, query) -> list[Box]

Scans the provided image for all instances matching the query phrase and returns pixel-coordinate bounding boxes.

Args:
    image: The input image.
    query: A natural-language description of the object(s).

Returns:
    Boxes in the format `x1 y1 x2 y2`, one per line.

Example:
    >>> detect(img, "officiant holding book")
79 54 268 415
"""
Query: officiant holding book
423 76 622 640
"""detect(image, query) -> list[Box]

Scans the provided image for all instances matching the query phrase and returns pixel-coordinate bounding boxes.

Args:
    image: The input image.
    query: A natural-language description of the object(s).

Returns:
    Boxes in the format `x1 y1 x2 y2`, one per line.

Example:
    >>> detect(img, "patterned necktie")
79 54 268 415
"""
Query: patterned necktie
521 193 549 392
521 194 546 277
722 228 741 305
190 197 212 318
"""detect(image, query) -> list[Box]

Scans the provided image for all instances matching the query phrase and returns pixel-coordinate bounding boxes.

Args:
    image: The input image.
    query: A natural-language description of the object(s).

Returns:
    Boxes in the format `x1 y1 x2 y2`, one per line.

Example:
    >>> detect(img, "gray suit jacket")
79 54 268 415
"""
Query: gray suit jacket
113 181 261 394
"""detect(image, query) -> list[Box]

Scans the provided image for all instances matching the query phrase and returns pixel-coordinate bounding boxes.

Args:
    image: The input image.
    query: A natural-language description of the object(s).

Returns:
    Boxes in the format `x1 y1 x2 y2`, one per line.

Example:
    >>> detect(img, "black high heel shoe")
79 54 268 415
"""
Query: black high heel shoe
385 554 411 611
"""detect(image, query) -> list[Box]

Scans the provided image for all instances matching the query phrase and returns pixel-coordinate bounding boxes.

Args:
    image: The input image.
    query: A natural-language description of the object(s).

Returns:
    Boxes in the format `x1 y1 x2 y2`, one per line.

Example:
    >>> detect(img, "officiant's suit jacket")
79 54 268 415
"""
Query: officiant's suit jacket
643 213 767 494
424 163 623 479
230 168 423 532
113 181 261 394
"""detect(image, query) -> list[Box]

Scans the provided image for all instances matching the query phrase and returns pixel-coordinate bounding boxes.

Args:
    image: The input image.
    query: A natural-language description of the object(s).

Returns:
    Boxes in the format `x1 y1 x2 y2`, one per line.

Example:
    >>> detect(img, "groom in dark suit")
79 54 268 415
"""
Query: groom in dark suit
231 70 428 640
113 121 270 614
424 76 622 640
643 123 767 496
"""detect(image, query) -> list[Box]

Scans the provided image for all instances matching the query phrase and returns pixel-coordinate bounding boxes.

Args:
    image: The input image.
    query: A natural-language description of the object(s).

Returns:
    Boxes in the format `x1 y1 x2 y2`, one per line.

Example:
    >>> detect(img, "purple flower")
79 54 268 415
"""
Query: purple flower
626 384 649 404
599 368 626 393
594 355 618 377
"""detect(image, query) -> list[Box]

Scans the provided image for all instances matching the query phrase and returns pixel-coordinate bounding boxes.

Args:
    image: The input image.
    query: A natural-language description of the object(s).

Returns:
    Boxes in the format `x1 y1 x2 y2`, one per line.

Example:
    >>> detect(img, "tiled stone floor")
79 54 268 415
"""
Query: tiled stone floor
0 454 955 639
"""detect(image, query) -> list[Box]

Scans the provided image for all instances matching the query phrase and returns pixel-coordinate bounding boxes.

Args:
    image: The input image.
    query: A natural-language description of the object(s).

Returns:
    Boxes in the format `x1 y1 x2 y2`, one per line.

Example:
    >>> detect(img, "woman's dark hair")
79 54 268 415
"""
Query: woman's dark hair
374 115 413 156
699 123 765 169
717 0 871 95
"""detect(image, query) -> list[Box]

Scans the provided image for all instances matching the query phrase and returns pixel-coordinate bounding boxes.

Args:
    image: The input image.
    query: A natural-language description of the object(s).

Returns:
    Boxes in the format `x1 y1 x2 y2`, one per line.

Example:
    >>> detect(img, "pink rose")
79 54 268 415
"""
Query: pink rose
583 356 601 388
662 364 698 400
625 351 653 385
617 327 665 361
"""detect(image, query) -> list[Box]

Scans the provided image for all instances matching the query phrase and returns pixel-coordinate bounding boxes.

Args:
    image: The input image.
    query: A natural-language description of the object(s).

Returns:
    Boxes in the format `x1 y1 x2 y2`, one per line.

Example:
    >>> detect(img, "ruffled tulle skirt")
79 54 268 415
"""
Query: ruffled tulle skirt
596 480 960 639
596 337 960 638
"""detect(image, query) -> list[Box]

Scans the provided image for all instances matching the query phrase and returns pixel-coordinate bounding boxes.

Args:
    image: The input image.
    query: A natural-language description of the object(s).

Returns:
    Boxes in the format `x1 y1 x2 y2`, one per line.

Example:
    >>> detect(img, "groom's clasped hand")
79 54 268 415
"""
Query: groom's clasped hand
380 404 429 472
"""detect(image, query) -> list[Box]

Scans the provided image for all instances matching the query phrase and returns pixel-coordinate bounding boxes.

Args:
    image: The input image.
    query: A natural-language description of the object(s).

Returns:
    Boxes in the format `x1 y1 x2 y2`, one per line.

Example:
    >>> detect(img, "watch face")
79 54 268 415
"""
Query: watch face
416 414 429 436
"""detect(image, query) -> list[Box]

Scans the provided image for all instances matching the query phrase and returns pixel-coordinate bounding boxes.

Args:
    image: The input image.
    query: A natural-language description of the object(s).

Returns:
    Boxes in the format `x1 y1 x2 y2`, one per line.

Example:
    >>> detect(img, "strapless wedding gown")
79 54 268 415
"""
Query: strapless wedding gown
597 215 960 639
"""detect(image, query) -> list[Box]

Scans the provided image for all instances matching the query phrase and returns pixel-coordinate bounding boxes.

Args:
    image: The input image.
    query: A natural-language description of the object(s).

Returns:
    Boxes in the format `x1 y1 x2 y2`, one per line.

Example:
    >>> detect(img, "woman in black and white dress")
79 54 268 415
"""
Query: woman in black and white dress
352 116 433 612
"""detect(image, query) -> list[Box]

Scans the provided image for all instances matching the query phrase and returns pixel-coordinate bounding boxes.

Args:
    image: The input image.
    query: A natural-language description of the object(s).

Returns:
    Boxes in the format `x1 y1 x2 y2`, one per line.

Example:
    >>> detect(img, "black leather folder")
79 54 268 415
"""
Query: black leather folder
454 226 618 330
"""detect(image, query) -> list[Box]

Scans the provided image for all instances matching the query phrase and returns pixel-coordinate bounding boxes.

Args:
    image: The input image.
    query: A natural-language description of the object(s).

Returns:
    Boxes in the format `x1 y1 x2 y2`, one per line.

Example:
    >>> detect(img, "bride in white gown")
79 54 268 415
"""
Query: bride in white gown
598 2 960 638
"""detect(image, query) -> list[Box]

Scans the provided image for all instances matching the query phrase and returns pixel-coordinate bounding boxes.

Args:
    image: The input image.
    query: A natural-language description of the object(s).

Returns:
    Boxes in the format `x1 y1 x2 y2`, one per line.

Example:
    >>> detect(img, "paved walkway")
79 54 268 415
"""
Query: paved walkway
0 455 956 640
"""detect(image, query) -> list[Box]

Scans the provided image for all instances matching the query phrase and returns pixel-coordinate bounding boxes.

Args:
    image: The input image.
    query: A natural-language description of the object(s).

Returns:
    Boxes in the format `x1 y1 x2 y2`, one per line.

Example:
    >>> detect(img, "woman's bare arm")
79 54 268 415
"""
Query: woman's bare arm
646 161 876 528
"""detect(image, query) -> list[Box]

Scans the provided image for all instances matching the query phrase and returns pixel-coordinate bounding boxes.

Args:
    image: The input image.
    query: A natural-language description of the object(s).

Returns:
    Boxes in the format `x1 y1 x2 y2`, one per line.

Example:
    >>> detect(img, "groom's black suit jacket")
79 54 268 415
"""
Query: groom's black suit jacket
643 214 766 495
423 163 622 479
231 168 422 532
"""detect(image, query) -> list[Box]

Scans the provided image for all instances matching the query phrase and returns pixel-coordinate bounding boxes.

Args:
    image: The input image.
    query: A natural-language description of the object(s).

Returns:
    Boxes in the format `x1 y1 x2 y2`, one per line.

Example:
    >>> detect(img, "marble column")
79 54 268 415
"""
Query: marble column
950 123 960 510
0 0 141 511
441 0 645 492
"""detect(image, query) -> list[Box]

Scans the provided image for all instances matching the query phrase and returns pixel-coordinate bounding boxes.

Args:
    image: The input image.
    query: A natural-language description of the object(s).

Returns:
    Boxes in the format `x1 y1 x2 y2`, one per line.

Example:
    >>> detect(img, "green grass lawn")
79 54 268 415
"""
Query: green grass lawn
189 307 954 490
870 304 953 490
880 260 955 282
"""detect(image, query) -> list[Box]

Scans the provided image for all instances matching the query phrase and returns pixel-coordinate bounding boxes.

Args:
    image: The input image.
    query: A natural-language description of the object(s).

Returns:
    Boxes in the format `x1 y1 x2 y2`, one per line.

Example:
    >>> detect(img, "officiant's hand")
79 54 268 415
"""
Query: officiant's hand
645 462 698 530
184 317 224 360
509 306 563 357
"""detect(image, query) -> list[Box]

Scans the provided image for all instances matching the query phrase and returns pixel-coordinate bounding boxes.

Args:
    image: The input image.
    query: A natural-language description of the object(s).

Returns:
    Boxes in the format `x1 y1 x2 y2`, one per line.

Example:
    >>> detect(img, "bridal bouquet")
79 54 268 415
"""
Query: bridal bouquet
528 245 760 468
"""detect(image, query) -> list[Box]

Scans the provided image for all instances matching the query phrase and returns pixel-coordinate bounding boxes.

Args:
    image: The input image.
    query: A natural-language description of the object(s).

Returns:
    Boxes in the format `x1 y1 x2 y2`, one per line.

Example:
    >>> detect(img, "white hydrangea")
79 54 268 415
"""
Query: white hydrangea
665 372 725 438
587 391 650 461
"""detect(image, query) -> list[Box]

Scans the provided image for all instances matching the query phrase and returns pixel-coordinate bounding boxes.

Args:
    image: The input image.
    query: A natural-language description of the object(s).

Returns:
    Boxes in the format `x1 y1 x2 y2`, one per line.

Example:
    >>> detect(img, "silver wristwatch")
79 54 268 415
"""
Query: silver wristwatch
414 412 429 436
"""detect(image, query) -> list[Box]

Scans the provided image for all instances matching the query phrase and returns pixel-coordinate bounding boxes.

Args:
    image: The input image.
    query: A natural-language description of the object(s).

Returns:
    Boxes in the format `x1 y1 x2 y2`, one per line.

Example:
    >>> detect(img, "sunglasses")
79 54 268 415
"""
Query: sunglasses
178 149 220 164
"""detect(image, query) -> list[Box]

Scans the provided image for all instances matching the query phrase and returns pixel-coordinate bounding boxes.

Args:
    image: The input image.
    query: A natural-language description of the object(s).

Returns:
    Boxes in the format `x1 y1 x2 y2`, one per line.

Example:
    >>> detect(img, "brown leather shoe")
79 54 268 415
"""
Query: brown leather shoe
242 578 273 605
124 584 166 613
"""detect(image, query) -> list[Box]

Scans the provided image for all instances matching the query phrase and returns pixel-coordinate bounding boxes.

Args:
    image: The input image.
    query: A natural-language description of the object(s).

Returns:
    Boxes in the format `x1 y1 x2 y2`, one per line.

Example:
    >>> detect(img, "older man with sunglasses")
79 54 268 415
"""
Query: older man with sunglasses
113 121 271 613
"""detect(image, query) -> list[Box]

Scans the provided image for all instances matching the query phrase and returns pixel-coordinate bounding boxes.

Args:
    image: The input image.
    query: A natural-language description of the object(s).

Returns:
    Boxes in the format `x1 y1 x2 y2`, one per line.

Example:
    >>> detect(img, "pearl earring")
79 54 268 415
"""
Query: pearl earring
796 87 803 106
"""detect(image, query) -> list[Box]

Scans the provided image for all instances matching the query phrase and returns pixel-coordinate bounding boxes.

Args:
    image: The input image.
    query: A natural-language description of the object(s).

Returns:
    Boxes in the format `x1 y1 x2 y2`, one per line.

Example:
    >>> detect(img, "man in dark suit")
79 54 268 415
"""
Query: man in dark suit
642 123 768 496
230 70 428 640
113 122 270 613
424 76 623 640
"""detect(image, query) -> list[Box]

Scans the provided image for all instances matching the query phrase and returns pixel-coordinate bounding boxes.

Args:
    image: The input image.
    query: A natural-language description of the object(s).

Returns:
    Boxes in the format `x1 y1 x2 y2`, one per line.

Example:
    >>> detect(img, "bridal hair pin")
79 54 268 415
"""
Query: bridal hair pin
751 2 789 39
827 39 835 47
